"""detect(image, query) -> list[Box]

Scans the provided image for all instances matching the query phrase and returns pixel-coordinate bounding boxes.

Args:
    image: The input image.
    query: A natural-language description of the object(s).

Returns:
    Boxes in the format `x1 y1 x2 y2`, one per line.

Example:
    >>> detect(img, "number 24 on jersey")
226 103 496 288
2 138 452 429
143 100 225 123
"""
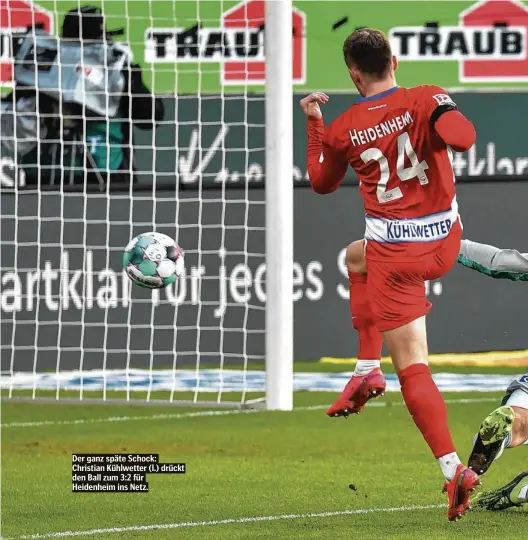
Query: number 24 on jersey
361 132 429 203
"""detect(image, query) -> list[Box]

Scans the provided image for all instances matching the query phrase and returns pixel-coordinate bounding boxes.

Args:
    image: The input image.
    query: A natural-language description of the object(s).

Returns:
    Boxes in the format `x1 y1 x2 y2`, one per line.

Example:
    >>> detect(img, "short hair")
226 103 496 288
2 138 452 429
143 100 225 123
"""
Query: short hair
343 28 392 78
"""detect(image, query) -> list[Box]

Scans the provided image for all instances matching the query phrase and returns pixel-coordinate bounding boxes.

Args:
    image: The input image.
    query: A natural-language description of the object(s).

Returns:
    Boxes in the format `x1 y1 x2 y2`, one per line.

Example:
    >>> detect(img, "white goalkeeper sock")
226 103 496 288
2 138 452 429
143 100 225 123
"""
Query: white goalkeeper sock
518 485 528 502
438 452 462 481
354 359 380 377
505 432 513 448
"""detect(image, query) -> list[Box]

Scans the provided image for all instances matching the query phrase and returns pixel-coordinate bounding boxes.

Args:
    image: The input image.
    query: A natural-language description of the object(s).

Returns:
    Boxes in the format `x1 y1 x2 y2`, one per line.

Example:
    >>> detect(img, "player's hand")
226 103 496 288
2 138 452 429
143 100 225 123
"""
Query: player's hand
299 92 329 121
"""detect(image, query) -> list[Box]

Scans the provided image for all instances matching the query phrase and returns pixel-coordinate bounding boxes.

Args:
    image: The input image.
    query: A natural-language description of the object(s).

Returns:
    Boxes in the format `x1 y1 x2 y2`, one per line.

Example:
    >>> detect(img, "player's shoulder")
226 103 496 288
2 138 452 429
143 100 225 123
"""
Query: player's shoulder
409 84 456 104
405 84 449 99
402 85 458 114
409 84 448 93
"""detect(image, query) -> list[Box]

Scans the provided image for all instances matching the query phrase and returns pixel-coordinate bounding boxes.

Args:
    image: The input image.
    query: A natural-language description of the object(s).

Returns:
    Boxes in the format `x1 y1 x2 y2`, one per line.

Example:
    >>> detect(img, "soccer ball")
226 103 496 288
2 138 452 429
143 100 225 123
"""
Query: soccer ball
122 232 184 289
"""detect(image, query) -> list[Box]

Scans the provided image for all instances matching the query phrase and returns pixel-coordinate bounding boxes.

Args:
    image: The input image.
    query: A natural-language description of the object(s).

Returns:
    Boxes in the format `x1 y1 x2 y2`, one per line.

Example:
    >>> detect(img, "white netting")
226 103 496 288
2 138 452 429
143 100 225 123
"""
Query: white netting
0 0 270 405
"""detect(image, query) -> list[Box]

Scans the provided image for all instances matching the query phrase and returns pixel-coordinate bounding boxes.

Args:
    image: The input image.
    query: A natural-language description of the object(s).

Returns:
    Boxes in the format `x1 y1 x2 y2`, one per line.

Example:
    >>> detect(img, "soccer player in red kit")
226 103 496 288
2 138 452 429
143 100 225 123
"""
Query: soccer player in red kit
301 28 479 521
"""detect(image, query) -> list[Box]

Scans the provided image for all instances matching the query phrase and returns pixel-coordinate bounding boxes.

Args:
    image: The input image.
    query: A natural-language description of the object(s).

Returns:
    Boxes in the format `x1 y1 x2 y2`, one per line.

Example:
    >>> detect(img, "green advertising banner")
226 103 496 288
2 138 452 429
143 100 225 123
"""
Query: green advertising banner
4 0 528 94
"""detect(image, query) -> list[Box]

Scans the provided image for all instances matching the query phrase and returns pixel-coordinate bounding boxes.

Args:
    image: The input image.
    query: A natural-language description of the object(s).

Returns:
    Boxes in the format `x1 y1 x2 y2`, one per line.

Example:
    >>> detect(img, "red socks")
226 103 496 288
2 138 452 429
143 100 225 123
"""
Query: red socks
350 272 456 462
398 363 456 459
348 272 383 360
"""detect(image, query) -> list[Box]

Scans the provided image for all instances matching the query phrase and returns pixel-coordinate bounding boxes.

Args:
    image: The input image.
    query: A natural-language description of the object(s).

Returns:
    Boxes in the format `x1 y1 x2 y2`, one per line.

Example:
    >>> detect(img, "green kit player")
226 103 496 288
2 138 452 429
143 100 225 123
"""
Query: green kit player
457 239 528 282
458 239 528 511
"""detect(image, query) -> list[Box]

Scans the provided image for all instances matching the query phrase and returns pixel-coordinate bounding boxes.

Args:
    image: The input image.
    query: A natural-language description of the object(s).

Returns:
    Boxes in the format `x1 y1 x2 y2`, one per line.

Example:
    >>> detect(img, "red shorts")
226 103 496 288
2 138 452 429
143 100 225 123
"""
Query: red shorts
365 222 461 332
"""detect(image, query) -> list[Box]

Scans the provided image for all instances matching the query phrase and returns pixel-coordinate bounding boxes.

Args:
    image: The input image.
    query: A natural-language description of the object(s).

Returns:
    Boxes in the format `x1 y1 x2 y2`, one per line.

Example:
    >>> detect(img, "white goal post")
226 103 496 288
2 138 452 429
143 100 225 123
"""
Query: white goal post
0 0 294 411
265 0 294 411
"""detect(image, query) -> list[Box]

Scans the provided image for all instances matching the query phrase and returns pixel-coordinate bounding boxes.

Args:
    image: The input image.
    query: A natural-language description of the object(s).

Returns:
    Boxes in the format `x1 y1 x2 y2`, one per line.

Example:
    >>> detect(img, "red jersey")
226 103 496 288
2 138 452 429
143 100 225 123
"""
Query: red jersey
307 85 476 260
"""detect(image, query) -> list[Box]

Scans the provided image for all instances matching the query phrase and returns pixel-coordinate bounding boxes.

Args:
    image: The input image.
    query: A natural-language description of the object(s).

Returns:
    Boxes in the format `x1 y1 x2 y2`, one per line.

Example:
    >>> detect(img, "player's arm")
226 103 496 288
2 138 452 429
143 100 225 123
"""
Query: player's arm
457 239 528 281
301 93 349 194
423 87 476 152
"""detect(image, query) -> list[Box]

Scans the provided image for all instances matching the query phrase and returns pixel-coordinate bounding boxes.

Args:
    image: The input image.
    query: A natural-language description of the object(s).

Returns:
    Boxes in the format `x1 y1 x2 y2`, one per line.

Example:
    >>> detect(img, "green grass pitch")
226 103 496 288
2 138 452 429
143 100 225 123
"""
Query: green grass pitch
2 368 527 539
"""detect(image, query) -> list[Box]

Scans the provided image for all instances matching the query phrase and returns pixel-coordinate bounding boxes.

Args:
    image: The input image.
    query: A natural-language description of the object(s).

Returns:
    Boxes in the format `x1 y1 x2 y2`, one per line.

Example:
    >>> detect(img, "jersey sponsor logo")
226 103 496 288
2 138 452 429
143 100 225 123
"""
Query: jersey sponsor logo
365 199 458 244
0 0 53 86
386 218 452 241
144 0 306 86
349 111 413 147
388 0 528 83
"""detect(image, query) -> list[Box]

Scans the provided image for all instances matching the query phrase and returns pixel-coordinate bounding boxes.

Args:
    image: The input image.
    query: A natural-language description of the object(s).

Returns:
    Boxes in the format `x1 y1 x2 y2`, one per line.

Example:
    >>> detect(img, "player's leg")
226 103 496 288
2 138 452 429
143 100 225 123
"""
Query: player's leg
347 240 383 375
499 378 528 447
367 234 479 520
510 406 528 446
327 240 385 417
469 381 528 475
369 265 461 476
473 471 528 510
381 315 479 520
382 316 462 477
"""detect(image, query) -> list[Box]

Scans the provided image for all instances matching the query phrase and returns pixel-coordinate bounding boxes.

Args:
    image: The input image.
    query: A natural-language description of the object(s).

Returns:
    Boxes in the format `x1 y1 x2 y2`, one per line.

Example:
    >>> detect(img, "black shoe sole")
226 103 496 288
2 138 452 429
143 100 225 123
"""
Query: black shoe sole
468 433 504 476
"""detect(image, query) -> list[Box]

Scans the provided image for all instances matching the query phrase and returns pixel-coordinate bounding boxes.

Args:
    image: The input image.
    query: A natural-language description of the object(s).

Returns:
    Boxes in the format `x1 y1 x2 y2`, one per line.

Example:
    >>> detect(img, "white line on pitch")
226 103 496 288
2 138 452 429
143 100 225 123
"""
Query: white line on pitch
10 504 445 539
1 397 499 429
0 408 261 428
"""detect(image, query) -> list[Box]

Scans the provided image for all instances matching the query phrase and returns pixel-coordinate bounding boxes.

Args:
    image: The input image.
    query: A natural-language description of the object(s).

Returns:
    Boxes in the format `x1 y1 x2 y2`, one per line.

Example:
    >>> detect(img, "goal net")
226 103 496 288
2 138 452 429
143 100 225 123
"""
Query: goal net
0 0 293 409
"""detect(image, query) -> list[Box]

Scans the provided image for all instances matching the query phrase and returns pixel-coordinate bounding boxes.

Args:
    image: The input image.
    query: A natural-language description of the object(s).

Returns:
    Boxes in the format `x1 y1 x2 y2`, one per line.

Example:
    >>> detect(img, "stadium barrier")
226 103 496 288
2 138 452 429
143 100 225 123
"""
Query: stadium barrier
1 181 527 375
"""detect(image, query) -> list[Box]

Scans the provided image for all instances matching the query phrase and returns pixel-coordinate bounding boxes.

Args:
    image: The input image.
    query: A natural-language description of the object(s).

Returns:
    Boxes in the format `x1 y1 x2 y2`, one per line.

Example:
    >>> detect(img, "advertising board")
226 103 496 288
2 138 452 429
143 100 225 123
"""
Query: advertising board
2 182 527 372
4 1 528 92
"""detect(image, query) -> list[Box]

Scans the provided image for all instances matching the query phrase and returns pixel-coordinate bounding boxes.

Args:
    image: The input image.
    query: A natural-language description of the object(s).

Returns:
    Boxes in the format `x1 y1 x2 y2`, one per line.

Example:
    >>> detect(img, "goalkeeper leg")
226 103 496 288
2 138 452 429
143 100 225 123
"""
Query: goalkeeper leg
473 471 528 510
469 378 528 475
